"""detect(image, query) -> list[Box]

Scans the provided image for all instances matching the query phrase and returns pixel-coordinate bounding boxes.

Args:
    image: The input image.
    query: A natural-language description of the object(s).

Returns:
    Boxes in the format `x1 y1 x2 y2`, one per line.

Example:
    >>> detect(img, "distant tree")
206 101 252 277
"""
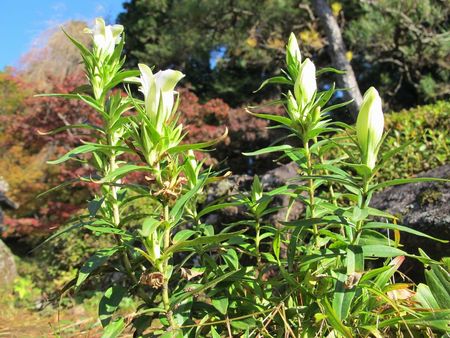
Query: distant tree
118 0 449 109
0 73 99 236
118 0 323 106
343 0 449 109
0 70 31 119
19 20 91 90
312 0 362 119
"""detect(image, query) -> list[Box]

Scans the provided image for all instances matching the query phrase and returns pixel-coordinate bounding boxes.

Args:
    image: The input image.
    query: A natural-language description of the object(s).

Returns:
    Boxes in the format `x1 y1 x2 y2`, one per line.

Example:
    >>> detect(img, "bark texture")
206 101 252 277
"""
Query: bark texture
312 0 363 120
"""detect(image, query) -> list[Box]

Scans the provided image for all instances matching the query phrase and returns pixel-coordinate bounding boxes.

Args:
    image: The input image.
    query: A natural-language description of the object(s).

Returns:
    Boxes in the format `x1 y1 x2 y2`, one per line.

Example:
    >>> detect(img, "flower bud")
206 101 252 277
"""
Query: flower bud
294 58 317 112
286 33 302 66
286 90 300 120
356 87 384 169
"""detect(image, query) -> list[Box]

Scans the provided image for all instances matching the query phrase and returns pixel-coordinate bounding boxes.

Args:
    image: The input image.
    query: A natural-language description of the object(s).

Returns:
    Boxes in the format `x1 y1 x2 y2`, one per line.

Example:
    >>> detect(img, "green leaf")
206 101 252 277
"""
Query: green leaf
332 246 363 321
62 28 93 60
253 75 292 92
170 175 207 223
99 286 127 327
298 175 360 189
379 139 414 163
230 318 256 331
88 197 104 217
332 272 356 321
321 100 354 114
163 230 245 257
36 178 81 199
352 206 368 222
316 67 346 76
47 144 99 164
358 265 391 284
171 270 241 306
366 207 396 219
282 218 328 228
363 222 448 243
37 123 104 136
223 248 239 270
211 297 229 315
173 229 197 243
243 144 294 156
347 245 364 273
370 177 449 193
210 326 221 338
273 231 281 263
249 113 292 127
425 265 450 309
414 283 440 309
84 225 130 238
140 217 160 237
167 128 228 154
362 245 406 258
102 164 152 182
33 221 85 251
377 309 450 332
101 317 125 338
197 201 241 218
76 248 119 289
322 298 353 338
105 69 141 92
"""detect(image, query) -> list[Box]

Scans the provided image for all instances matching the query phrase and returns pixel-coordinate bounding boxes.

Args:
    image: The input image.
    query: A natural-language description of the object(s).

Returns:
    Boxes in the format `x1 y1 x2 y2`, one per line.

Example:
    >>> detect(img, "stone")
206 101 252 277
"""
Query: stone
0 179 18 290
0 239 18 290
205 162 304 226
370 164 450 260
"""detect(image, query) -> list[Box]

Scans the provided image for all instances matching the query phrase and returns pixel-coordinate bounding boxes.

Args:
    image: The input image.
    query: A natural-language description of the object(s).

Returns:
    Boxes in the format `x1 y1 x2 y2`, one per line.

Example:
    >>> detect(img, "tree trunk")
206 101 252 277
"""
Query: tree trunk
312 0 362 120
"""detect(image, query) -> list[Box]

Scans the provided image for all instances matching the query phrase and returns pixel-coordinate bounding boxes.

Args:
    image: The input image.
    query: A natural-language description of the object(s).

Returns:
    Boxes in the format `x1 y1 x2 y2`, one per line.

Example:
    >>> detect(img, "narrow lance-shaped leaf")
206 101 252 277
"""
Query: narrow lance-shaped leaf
76 247 119 289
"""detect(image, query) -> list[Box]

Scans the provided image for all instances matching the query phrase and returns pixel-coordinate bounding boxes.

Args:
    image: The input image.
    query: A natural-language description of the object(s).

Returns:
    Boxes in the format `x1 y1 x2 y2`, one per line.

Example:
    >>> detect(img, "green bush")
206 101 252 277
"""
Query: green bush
379 101 449 180
17 230 113 296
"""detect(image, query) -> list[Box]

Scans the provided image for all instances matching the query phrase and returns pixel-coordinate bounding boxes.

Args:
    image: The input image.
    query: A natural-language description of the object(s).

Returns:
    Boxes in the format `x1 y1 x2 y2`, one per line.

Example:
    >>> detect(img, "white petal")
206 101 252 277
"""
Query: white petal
154 69 185 93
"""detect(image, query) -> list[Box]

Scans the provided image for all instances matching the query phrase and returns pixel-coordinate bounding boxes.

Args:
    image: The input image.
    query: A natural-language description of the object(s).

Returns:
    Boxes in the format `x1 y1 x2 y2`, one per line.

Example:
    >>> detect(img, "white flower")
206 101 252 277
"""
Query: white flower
85 18 123 58
356 87 384 169
294 58 317 112
138 64 185 132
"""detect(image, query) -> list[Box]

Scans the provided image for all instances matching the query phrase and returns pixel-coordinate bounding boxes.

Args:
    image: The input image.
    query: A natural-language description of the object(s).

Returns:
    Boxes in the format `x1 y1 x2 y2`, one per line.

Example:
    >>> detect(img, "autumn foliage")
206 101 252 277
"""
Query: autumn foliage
0 73 98 235
0 69 274 236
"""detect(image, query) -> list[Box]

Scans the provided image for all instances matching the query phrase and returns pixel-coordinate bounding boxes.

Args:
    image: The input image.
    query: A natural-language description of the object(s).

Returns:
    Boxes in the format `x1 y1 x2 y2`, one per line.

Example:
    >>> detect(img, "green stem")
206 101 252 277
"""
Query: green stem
108 139 151 304
161 203 176 329
353 178 370 245
315 137 339 236
304 140 318 245
255 217 262 268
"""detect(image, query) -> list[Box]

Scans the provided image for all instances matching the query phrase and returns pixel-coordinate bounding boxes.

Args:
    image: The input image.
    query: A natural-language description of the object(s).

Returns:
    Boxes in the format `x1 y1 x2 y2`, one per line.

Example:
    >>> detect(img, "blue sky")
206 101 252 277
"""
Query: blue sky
0 0 125 70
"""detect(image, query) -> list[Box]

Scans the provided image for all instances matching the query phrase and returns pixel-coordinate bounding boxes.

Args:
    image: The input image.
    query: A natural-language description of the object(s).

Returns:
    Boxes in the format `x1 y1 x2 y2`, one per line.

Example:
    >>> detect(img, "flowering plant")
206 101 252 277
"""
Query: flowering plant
40 18 449 337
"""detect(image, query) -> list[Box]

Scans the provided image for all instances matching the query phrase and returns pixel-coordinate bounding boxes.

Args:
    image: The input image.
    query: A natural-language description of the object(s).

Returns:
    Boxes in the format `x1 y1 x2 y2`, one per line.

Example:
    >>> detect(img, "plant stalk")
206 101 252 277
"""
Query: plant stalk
304 140 318 246
255 217 262 268
108 142 151 304
161 203 176 329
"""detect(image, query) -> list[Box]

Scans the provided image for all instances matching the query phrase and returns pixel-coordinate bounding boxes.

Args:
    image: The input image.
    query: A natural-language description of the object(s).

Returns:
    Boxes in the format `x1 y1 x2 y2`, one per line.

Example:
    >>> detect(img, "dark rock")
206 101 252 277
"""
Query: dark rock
0 191 17 226
205 162 304 226
370 164 450 260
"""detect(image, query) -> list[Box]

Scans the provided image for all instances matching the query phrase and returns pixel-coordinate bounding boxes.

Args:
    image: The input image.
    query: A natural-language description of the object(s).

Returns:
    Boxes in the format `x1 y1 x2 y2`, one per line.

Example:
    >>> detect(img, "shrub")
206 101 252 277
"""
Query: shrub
379 101 450 180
